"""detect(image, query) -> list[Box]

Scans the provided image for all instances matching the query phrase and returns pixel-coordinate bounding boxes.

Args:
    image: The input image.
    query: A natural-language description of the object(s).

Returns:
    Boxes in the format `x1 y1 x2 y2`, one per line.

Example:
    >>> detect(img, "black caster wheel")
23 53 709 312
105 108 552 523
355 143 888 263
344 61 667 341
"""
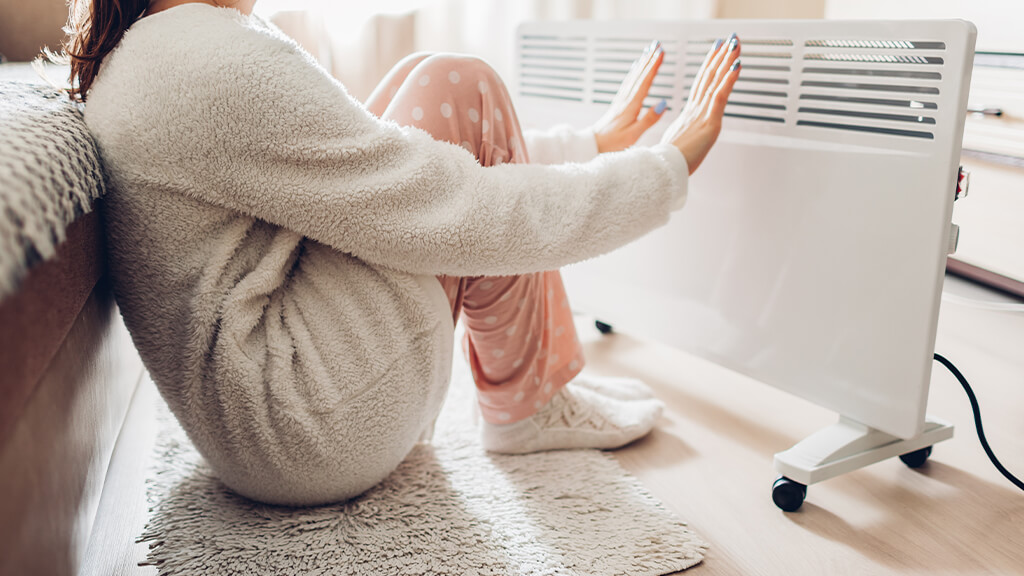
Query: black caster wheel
595 320 614 335
899 446 932 468
772 476 807 512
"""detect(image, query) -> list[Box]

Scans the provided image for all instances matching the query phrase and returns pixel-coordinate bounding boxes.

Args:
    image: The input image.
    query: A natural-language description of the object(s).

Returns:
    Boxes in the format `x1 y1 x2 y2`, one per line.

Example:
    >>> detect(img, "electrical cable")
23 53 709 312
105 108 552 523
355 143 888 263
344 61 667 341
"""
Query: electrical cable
933 353 1024 492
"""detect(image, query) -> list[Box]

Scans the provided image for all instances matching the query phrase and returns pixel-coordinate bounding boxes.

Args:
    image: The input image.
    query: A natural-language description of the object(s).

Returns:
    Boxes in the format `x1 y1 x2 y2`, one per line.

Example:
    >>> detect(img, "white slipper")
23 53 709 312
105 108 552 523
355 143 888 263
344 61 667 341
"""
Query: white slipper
572 374 655 401
481 383 663 454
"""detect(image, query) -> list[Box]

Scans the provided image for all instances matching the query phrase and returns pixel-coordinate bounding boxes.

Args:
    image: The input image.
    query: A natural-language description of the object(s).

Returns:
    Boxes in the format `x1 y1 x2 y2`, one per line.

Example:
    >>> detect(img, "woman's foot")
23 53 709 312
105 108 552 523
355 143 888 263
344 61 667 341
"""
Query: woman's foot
481 383 663 454
572 374 655 401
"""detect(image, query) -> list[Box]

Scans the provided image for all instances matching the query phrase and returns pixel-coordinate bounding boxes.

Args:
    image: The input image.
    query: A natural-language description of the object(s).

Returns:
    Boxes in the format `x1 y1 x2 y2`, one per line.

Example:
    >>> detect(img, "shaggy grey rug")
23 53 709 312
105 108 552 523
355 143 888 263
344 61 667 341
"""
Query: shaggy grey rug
139 357 707 575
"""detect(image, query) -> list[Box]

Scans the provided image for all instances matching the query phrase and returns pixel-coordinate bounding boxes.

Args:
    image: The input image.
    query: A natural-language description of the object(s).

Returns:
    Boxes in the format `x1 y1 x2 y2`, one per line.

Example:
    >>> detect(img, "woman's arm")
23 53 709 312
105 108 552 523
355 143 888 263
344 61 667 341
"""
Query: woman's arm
133 26 688 278
522 125 600 165
105 19 737 278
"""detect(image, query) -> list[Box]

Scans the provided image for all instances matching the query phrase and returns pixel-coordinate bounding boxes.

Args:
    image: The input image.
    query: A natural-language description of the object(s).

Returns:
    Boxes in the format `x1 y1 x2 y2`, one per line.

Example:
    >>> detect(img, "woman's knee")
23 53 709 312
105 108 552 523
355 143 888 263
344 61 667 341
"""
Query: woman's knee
392 51 435 75
405 53 508 104
389 53 524 164
366 51 438 116
417 53 500 81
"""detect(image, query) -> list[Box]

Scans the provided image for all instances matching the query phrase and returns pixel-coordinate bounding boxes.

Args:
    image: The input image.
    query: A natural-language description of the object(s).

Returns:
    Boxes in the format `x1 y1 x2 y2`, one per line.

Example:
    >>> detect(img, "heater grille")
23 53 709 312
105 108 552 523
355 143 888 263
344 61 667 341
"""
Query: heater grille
796 39 945 139
516 28 951 142
518 35 586 102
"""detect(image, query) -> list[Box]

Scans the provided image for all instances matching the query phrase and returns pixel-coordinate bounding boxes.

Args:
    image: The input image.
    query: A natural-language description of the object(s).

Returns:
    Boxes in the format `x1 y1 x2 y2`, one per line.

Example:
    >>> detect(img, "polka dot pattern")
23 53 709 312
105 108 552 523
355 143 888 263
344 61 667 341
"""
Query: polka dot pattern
440 102 452 118
448 70 461 84
418 74 430 86
468 108 480 123
411 107 424 121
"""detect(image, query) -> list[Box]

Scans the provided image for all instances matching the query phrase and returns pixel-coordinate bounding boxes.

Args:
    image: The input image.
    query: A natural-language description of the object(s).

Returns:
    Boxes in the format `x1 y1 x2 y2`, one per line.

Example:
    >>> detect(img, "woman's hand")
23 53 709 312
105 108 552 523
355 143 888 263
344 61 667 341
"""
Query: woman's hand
591 40 668 154
662 34 741 174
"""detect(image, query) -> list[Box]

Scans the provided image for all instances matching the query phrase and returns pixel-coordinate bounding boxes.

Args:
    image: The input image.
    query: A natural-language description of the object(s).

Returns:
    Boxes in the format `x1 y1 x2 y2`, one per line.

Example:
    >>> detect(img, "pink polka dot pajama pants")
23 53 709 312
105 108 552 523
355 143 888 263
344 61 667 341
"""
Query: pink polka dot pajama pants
365 53 586 425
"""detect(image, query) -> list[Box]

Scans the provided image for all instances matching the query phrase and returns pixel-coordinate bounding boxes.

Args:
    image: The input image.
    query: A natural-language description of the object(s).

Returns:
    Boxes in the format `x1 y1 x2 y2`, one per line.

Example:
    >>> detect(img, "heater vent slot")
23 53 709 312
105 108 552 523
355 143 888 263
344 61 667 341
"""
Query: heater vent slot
805 39 946 50
796 120 934 139
799 94 938 109
801 81 939 94
797 107 936 125
805 53 943 65
803 67 941 80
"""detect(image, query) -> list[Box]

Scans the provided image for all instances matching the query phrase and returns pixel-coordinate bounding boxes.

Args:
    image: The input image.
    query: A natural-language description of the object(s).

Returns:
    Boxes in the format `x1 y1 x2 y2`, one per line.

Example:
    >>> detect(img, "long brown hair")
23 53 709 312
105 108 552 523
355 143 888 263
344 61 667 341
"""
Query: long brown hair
60 0 150 101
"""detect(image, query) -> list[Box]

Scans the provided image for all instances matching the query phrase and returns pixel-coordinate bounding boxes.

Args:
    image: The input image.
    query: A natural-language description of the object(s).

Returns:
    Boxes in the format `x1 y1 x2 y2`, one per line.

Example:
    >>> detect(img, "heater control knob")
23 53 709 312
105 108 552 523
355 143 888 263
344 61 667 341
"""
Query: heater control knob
955 166 970 201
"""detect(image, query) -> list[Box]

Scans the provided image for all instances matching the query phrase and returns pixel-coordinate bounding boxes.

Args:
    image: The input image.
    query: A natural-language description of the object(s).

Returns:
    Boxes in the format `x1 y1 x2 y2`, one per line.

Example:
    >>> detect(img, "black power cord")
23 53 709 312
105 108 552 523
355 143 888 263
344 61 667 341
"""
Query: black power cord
933 353 1024 491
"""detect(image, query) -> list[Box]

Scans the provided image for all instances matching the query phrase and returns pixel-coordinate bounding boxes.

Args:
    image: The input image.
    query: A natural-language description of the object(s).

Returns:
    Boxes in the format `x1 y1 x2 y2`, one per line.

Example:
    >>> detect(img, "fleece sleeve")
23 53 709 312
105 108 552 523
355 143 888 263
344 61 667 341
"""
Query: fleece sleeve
152 26 689 278
523 125 601 165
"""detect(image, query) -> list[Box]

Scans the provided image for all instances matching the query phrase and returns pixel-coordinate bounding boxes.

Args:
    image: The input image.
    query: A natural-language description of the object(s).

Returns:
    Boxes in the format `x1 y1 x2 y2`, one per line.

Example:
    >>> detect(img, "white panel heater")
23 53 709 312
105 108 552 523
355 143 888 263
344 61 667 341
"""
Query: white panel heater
513 19 976 508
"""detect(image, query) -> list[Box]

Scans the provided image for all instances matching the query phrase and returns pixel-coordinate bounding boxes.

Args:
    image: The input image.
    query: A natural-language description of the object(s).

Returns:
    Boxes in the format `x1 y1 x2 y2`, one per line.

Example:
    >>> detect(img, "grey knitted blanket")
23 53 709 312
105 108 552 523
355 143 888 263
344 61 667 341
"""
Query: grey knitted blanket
0 79 106 299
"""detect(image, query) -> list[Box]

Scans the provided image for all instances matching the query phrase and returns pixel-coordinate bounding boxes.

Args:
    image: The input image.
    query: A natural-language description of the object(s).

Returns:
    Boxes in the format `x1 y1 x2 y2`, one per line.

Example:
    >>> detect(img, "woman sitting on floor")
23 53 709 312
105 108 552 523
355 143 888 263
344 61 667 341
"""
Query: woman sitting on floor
67 0 740 505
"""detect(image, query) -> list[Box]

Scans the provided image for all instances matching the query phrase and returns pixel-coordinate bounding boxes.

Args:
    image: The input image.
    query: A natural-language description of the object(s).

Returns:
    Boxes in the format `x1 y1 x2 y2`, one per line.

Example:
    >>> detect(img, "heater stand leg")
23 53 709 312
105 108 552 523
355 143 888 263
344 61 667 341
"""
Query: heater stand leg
771 415 953 510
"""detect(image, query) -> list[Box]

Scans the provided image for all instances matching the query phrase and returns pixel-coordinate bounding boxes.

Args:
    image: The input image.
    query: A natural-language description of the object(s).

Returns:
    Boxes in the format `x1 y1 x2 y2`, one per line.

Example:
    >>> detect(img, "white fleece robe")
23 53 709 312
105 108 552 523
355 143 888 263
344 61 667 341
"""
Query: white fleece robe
85 4 689 505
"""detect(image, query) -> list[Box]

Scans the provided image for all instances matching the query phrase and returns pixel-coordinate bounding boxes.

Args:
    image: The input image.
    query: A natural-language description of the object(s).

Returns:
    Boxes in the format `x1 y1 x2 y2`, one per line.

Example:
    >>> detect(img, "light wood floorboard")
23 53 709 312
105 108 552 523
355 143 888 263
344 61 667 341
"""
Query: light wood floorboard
592 277 1024 576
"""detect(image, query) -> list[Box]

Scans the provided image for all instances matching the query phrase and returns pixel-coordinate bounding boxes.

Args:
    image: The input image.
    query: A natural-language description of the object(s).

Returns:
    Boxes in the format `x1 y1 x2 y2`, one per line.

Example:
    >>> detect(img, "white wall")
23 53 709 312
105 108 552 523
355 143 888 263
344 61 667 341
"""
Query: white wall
0 0 65 61
826 0 1023 52
718 0 824 19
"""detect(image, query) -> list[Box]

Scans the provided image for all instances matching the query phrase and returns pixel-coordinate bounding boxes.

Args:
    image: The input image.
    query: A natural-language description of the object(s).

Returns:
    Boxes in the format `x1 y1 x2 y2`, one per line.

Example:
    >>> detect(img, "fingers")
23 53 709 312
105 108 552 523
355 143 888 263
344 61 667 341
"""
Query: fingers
611 49 645 106
659 33 741 147
612 40 661 114
624 44 665 115
698 34 741 114
708 60 741 120
686 38 726 114
593 40 670 153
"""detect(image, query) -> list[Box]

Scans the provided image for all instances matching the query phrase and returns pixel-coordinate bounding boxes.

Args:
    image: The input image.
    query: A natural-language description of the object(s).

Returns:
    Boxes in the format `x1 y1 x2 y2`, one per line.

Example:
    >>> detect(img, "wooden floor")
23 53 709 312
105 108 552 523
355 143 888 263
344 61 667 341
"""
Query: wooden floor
590 275 1024 576
86 276 1024 576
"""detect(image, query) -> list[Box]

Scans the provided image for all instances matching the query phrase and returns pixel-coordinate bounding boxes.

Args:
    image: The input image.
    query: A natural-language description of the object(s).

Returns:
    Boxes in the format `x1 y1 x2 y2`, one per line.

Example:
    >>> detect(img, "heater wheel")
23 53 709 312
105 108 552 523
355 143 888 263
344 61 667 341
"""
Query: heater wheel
772 476 806 512
899 446 933 468
595 320 614 335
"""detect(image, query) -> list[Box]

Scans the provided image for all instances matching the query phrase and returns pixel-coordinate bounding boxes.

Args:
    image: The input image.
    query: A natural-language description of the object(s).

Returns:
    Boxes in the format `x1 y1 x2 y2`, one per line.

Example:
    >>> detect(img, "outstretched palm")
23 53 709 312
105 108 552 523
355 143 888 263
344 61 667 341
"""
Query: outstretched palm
662 35 742 174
